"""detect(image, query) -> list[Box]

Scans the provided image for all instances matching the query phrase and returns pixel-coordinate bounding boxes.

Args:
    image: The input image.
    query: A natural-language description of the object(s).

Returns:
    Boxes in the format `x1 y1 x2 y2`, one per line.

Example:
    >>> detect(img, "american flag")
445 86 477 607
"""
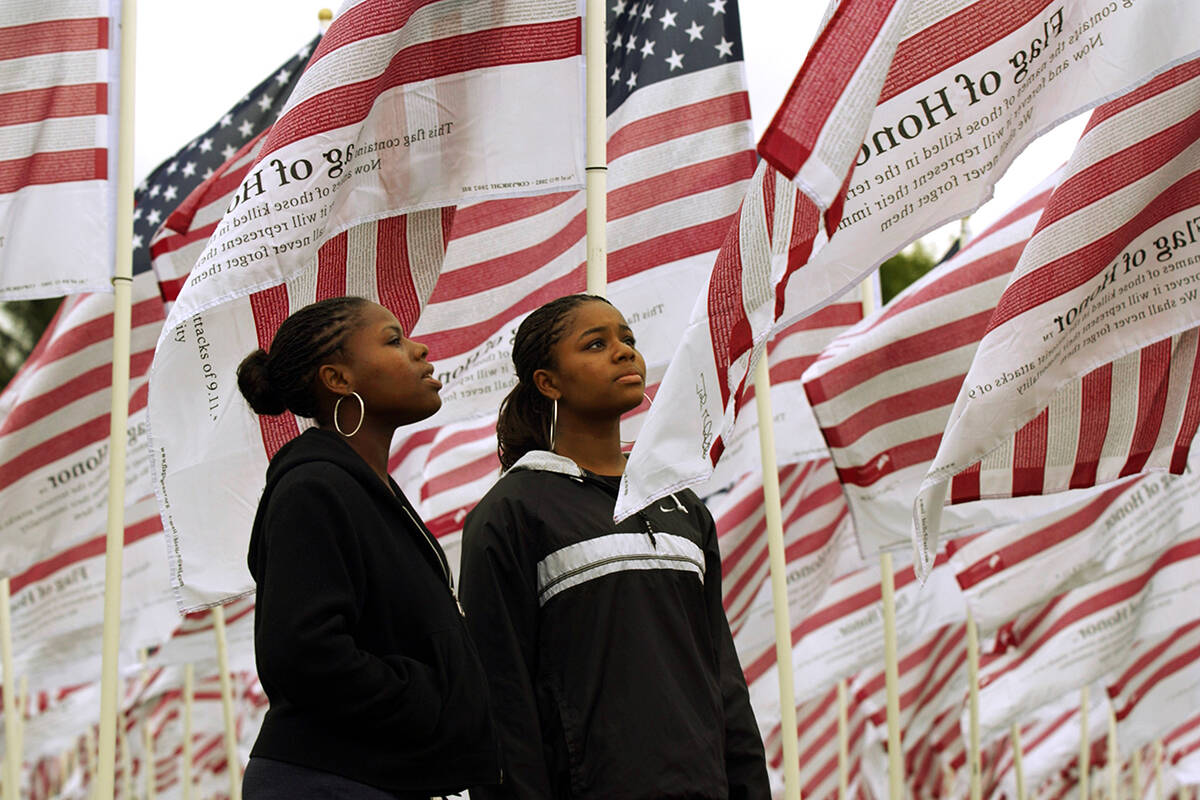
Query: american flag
914 58 1200 570
142 39 316 299
0 39 318 580
0 1 117 299
801 173 1059 555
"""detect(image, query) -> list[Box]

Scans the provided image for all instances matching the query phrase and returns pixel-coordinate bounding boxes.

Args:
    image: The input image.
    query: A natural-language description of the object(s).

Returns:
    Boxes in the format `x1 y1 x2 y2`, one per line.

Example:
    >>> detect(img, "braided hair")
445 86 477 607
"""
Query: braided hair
497 294 613 470
236 296 370 421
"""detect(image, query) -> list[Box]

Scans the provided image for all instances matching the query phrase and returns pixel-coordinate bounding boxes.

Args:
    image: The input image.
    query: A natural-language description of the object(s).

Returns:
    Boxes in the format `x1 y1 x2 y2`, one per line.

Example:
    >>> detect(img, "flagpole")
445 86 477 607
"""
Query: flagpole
213 605 241 800
752 354 801 800
1132 748 1142 800
1107 704 1119 800
837 679 848 800
967 612 982 800
1011 722 1027 800
96 0 138 797
1079 686 1090 800
584 0 606 296
182 663 194 800
879 552 903 800
0 579 18 800
858 276 902 800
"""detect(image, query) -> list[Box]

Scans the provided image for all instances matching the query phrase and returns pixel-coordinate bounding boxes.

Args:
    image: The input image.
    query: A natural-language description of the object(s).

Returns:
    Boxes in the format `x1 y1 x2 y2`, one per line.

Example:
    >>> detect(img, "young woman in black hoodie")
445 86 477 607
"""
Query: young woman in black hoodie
236 296 499 799
459 294 769 800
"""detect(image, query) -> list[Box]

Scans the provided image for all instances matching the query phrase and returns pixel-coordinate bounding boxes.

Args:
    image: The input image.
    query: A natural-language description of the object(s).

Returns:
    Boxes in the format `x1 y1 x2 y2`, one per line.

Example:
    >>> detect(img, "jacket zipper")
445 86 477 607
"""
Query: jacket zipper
400 505 465 616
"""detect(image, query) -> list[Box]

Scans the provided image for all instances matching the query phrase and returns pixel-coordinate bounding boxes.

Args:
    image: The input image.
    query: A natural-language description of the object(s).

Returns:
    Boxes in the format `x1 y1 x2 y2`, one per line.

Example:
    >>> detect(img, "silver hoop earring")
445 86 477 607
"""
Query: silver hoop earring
334 391 365 437
620 393 654 447
550 398 558 451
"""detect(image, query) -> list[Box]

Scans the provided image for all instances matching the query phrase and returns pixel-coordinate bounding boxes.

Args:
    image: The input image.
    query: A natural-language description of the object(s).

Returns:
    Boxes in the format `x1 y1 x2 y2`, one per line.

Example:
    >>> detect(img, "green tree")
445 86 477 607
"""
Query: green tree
879 239 940 304
0 298 62 391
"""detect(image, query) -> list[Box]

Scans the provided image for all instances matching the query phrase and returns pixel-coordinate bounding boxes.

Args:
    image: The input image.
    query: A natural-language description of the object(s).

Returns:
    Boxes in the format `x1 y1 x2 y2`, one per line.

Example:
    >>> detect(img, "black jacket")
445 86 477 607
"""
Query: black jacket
459 451 769 800
247 427 500 794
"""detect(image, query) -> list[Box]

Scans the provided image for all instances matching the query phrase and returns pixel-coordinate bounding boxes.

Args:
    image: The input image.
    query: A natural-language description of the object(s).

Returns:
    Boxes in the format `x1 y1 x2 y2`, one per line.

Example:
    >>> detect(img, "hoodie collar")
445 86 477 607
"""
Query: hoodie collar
506 449 584 478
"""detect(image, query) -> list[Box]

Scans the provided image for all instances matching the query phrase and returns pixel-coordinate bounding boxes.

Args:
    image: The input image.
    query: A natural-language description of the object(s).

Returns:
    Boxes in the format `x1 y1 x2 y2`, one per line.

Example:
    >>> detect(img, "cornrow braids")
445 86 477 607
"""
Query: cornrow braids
237 296 371 420
496 294 613 470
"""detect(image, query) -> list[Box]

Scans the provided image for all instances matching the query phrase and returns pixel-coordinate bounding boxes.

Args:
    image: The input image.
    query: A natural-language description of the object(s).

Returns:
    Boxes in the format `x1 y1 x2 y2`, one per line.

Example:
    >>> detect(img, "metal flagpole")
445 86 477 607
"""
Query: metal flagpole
753 354 801 800
584 0 606 295
967 612 982 800
0 580 18 800
96 0 138 796
213 605 241 800
1011 723 1027 800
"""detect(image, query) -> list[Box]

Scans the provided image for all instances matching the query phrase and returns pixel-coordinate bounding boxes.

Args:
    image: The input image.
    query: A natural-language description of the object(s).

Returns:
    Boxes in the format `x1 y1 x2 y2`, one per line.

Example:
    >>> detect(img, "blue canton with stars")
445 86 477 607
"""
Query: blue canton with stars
606 0 744 115
131 37 318 276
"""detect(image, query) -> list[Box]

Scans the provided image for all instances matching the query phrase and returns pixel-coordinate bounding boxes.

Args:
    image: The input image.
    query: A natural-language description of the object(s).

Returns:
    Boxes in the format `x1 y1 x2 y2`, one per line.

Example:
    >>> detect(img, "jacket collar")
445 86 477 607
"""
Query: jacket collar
506 449 584 478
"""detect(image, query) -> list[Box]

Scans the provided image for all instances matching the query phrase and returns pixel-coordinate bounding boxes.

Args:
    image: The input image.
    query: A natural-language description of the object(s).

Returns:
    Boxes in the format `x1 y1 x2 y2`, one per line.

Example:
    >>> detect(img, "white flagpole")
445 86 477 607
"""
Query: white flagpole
1132 748 1142 800
182 663 194 800
213 606 241 800
139 651 155 800
584 0 606 295
837 679 849 800
967 612 982 800
96 0 138 796
1080 686 1090 800
1153 740 1163 800
13 676 24 794
753 354 801 800
118 722 132 800
1011 722 1027 800
859 276 902 800
0 580 18 800
879 552 903 800
1108 704 1119 800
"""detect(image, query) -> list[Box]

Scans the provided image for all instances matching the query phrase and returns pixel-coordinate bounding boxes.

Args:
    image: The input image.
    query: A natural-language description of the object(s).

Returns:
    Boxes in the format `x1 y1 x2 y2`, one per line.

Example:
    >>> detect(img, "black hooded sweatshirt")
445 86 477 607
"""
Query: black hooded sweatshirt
459 450 769 800
247 427 500 794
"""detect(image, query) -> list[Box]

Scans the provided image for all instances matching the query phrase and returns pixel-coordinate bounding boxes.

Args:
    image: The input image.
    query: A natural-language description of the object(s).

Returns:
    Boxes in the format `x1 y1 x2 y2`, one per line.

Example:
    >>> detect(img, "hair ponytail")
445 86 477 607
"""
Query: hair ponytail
496 293 612 470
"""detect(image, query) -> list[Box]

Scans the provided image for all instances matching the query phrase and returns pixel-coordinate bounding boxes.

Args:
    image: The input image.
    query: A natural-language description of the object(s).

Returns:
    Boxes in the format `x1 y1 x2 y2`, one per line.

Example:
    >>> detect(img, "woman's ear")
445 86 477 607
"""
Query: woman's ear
532 368 560 401
317 362 352 395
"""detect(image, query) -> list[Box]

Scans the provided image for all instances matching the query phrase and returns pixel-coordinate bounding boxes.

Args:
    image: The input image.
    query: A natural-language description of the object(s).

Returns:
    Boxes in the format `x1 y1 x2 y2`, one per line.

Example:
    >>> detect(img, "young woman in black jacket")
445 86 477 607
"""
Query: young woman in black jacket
236 296 499 799
459 294 769 800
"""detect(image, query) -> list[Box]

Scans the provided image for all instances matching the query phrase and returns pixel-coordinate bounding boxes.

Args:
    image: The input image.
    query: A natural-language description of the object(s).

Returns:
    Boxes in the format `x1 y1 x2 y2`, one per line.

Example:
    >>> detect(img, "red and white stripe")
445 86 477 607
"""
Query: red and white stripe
761 0 1200 335
916 58 1200 571
0 1 116 299
947 467 1200 635
618 159 857 521
0 277 165 578
802 173 1058 554
974 535 1200 745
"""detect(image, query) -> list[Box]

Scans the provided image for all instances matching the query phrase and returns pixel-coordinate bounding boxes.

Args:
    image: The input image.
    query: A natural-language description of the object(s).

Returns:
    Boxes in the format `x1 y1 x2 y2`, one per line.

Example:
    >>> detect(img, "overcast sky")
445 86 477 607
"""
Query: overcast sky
132 1 1085 247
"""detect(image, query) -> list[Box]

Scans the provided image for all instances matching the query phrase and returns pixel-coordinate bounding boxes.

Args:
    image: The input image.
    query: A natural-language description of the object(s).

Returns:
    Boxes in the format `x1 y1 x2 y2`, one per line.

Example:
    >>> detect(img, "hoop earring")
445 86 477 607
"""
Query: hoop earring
620 393 654 447
549 398 558 450
334 391 365 437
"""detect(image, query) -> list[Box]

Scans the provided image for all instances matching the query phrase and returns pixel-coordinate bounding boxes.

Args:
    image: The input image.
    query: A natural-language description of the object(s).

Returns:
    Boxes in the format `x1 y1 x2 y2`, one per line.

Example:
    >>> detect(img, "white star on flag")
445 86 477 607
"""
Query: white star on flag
708 0 726 14
612 32 624 50
626 71 638 89
640 4 652 20
274 68 291 85
198 138 213 153
238 119 254 138
612 0 627 14
166 161 177 174
221 144 235 160
219 113 232 127
665 49 684 70
181 162 196 177
685 20 703 41
611 66 621 83
659 9 677 28
641 39 655 57
715 36 733 57
146 209 161 226
131 233 143 249
163 185 177 202
257 95 272 112
626 36 638 52
148 185 160 198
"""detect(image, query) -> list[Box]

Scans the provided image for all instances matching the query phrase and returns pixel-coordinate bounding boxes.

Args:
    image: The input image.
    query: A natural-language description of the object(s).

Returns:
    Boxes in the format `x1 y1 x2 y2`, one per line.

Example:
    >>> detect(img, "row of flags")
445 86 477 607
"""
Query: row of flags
3 0 1200 796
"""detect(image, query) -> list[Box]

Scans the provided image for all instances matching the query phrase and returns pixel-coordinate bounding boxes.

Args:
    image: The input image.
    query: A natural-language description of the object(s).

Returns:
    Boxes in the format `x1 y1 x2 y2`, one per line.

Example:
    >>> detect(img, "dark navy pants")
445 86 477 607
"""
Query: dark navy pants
242 757 447 800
